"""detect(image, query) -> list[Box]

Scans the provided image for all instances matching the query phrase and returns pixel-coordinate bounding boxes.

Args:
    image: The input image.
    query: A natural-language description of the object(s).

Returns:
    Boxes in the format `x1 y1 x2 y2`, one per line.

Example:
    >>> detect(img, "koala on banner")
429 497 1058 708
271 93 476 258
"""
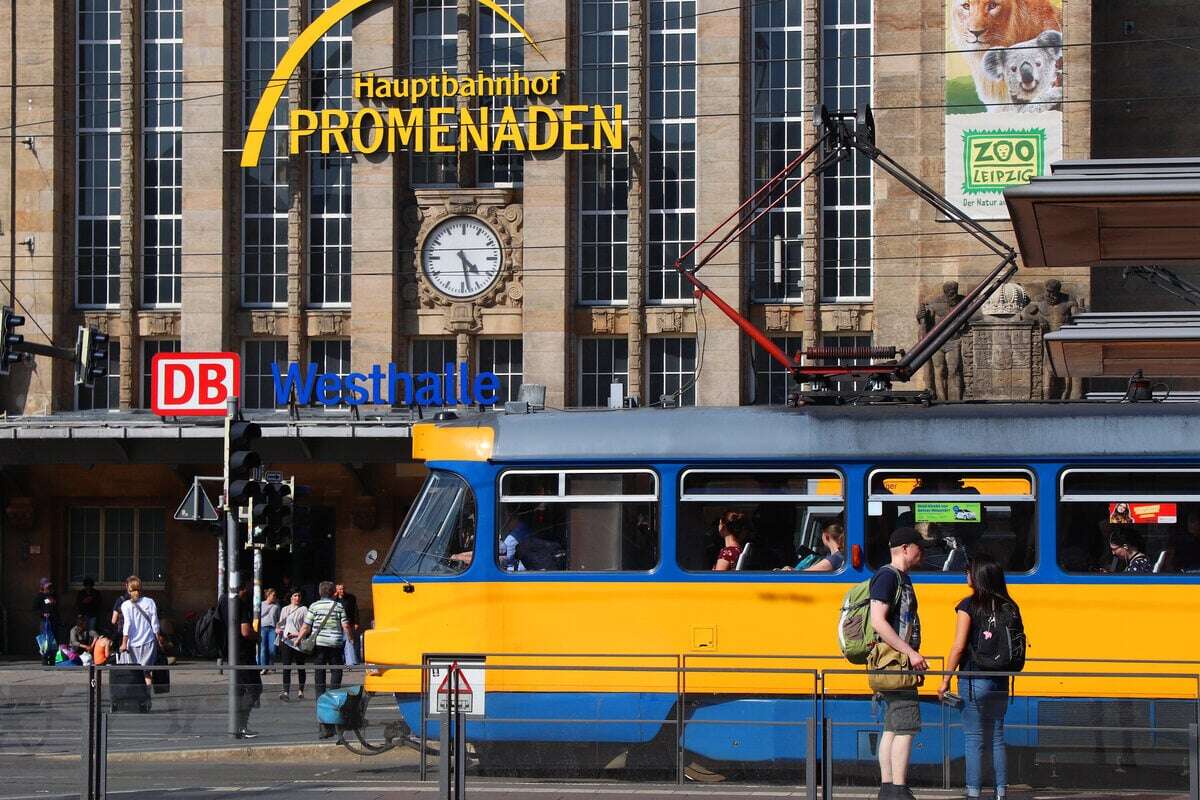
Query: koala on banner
981 30 1063 113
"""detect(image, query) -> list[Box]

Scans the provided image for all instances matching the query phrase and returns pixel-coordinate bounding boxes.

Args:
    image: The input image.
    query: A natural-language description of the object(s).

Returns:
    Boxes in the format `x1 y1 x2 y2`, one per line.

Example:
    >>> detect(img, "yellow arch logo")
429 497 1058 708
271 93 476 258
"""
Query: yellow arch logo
241 0 545 168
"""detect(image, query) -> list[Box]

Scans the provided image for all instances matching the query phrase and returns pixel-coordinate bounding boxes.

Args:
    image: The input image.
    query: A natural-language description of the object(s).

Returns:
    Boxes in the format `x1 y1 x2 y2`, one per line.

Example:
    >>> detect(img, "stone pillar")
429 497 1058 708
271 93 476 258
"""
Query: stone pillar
287 0 306 364
624 0 647 403
520 0 570 408
180 0 236 351
350 1 401 383
692 0 744 405
118 0 140 409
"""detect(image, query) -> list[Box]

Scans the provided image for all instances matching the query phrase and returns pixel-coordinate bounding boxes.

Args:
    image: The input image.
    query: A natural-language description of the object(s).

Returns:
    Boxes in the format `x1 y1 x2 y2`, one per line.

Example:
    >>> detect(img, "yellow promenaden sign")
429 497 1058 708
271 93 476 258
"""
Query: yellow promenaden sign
241 0 623 167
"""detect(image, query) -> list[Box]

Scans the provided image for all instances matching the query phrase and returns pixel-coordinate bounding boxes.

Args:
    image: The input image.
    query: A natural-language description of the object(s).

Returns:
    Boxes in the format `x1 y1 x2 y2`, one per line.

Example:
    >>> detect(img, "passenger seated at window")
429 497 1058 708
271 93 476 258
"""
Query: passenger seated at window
449 511 476 569
1108 527 1153 574
499 507 534 571
805 522 846 572
1167 511 1200 572
712 511 749 571
515 531 566 571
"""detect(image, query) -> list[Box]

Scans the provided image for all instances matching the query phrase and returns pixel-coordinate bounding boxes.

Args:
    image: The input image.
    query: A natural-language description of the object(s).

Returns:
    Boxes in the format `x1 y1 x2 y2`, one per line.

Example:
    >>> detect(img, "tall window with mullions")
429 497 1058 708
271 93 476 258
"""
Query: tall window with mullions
242 0 291 308
309 0 352 307
478 0 524 186
750 0 804 302
578 0 629 304
646 0 696 303
77 0 122 309
820 0 872 302
648 336 696 406
411 0 458 186
142 0 182 307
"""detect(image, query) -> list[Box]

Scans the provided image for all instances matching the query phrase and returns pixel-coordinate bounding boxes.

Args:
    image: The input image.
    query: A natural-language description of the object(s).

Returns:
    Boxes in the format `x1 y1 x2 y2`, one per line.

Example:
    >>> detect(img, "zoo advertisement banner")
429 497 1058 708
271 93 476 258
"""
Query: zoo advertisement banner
945 0 1064 220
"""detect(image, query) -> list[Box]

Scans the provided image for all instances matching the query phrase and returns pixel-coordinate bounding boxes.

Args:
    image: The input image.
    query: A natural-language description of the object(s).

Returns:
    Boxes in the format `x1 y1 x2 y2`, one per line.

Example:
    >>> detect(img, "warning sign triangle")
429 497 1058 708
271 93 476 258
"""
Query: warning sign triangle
174 482 219 522
436 661 474 696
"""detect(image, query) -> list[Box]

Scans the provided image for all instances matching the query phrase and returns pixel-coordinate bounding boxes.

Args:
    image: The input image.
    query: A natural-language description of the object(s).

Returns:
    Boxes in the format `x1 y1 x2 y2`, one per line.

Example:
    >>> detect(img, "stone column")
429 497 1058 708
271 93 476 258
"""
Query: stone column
287 0 306 364
116 0 139 409
520 0 570 408
350 1 401 384
624 0 647 403
180 0 236 351
692 0 744 405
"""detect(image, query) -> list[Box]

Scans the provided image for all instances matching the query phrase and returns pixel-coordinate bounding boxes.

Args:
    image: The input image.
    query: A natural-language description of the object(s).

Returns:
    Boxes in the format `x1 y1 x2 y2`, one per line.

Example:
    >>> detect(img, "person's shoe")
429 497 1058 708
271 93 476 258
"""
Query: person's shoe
278 691 290 702
683 762 725 783
894 786 917 800
297 689 305 699
877 785 896 800
318 727 335 740
234 729 259 739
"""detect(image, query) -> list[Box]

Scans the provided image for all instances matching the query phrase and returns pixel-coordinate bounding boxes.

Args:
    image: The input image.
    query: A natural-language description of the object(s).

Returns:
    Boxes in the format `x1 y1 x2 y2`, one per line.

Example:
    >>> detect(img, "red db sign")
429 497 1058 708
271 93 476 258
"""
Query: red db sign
151 352 240 416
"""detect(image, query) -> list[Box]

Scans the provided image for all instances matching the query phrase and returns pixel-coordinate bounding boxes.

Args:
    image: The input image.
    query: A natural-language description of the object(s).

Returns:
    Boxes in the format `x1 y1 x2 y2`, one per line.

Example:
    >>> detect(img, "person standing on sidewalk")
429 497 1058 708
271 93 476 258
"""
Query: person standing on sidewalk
219 583 263 739
869 528 928 800
33 578 61 666
334 582 359 666
276 590 308 701
119 576 164 689
938 557 1021 800
294 581 352 738
258 588 280 673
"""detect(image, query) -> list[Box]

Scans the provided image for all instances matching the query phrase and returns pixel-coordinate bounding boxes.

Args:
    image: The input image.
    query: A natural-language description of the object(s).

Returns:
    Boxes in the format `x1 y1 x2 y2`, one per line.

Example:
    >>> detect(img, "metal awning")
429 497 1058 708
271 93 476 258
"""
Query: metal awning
1044 312 1200 377
1005 158 1200 269
0 410 417 465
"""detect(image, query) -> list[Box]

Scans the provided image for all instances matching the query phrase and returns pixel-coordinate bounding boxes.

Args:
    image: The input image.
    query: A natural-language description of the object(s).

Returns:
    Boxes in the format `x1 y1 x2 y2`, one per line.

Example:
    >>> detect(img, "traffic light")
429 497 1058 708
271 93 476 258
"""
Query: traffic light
225 419 263 508
252 478 292 549
74 325 109 387
0 307 25 375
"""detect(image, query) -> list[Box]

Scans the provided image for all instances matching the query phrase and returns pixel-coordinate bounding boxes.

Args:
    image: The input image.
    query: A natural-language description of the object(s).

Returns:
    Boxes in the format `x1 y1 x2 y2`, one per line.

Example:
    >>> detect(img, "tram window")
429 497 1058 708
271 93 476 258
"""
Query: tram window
676 470 845 572
1058 469 1200 574
497 469 659 572
381 470 476 576
866 469 1036 573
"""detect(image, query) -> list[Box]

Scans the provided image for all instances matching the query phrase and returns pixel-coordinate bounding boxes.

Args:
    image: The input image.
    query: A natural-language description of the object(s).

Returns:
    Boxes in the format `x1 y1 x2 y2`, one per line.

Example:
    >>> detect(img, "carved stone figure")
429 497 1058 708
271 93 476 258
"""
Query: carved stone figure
917 280 967 401
1023 278 1085 399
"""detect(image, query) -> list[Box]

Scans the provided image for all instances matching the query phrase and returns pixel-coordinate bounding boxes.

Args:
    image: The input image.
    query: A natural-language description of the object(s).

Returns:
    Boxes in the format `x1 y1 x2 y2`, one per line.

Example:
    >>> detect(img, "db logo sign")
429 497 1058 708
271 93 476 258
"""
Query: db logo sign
151 352 240 416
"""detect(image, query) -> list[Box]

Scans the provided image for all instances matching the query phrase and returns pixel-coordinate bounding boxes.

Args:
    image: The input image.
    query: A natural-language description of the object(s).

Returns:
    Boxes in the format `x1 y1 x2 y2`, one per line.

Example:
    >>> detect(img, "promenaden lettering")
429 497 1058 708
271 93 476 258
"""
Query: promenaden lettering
271 362 502 407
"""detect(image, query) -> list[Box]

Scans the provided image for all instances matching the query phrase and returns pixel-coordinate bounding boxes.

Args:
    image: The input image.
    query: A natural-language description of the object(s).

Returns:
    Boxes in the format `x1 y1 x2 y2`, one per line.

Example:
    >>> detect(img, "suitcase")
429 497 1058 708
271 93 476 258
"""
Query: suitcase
110 667 151 713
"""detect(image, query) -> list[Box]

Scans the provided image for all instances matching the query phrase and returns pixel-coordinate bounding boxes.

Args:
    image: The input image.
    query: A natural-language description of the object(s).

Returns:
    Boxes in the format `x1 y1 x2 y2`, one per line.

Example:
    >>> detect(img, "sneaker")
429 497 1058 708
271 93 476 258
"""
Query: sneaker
234 729 260 740
278 691 290 702
877 786 897 800
297 689 305 699
895 786 917 800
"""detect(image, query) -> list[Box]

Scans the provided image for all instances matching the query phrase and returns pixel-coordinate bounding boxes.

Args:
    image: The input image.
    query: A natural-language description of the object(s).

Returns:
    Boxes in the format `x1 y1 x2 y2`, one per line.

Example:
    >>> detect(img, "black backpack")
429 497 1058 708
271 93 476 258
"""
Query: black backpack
193 606 225 658
968 602 1026 672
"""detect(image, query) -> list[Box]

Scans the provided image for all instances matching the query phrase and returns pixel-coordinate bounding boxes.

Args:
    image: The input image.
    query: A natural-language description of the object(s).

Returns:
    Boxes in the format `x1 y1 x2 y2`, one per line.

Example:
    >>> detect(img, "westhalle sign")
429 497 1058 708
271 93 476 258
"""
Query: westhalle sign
241 0 623 167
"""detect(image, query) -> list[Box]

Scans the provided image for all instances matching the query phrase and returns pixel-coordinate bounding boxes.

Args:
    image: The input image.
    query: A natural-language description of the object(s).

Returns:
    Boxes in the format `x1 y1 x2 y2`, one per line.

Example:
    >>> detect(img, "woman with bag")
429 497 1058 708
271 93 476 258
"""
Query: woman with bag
276 590 309 701
119 576 164 689
937 556 1021 800
32 577 61 666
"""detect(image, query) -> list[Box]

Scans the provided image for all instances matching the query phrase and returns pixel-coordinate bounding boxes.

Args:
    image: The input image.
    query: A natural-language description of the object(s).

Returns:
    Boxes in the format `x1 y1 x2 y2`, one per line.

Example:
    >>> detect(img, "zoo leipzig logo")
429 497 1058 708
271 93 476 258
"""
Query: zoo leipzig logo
240 0 624 167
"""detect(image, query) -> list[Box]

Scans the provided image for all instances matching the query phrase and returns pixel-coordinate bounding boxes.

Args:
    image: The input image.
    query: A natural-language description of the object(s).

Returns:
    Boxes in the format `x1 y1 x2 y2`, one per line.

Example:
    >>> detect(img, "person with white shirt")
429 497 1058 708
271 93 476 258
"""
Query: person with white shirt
119 576 163 688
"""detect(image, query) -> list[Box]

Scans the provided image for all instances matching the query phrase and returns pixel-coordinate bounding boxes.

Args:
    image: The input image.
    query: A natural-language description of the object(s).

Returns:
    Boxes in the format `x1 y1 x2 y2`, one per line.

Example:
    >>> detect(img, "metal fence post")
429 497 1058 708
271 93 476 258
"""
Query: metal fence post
822 714 832 800
941 690 950 790
420 663 429 782
438 676 451 800
97 711 108 800
80 665 96 800
1189 723 1198 800
676 657 684 786
806 717 817 800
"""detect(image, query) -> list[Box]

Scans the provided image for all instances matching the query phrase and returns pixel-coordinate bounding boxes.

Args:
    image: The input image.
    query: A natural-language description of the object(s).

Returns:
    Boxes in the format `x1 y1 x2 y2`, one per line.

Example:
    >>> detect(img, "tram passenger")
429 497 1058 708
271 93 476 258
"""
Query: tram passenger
868 527 927 800
1166 511 1200 572
1108 528 1153 573
498 508 533 571
937 556 1021 800
712 511 749 571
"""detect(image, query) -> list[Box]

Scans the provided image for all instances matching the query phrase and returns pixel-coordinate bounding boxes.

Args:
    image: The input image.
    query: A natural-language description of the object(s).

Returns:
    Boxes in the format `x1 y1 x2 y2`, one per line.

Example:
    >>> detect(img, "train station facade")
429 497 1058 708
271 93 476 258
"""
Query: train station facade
0 0 1194 651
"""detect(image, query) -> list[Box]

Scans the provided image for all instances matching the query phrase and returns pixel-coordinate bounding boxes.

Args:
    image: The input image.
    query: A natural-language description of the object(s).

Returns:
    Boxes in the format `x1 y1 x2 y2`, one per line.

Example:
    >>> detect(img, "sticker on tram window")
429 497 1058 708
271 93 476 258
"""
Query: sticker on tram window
915 502 981 523
1109 502 1177 525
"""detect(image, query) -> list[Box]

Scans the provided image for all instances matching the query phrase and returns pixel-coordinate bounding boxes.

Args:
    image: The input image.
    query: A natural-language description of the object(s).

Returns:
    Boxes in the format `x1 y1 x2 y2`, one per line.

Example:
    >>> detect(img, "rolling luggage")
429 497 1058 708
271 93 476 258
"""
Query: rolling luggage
110 666 151 713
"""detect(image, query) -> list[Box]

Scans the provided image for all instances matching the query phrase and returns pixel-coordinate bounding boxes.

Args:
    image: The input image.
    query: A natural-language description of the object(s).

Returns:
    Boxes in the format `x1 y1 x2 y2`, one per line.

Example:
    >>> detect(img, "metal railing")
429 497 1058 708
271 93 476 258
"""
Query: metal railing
15 657 1197 800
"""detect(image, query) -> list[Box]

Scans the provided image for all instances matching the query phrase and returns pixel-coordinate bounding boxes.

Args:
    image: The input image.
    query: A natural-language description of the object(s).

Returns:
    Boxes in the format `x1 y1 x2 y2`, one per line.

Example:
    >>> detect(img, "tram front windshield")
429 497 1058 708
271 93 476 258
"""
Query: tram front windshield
381 471 476 576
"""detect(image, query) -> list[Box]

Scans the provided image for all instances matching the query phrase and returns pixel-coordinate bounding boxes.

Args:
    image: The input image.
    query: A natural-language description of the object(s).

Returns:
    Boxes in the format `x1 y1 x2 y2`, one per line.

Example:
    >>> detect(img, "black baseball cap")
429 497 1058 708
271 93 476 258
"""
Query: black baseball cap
889 527 924 548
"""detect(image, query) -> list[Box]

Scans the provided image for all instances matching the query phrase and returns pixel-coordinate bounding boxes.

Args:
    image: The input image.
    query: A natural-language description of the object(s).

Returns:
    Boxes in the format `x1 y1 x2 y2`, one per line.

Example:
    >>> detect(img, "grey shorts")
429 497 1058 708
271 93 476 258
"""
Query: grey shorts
881 690 921 735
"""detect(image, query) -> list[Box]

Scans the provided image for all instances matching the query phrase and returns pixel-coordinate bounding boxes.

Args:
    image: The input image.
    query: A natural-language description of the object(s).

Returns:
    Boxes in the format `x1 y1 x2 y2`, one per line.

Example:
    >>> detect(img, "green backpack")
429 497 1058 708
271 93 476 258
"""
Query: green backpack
837 565 900 664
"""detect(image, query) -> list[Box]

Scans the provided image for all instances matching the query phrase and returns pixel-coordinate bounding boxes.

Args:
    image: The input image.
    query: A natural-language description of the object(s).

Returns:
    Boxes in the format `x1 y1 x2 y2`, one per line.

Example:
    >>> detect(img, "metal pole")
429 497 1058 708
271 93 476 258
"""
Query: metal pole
81 665 96 799
822 715 832 800
97 711 108 800
806 717 817 800
1189 723 1198 800
252 547 262 639
217 536 225 605
454 669 466 799
439 667 450 800
224 398 239 736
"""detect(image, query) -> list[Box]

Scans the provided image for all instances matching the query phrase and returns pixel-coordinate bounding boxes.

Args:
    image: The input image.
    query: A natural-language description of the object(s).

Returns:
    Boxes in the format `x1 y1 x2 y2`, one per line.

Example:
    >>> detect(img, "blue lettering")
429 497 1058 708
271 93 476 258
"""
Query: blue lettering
415 371 442 405
387 363 414 405
272 362 318 405
368 364 386 403
443 363 457 405
474 371 501 405
346 372 369 405
316 373 341 405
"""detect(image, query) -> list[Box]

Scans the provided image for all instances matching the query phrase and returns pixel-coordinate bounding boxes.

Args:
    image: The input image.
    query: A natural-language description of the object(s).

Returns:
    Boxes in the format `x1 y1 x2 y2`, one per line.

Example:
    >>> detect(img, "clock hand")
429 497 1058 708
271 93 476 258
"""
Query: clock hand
456 250 481 274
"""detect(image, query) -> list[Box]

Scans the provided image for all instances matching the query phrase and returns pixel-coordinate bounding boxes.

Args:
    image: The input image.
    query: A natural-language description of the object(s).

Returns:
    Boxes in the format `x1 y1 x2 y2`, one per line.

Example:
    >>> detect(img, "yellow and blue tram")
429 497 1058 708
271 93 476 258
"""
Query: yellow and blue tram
363 403 1200 767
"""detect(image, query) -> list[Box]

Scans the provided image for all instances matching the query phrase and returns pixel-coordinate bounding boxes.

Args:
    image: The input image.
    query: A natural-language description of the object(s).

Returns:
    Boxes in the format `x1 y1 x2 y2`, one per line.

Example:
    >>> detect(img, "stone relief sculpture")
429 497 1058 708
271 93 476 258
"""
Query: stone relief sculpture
916 280 967 401
1023 278 1085 400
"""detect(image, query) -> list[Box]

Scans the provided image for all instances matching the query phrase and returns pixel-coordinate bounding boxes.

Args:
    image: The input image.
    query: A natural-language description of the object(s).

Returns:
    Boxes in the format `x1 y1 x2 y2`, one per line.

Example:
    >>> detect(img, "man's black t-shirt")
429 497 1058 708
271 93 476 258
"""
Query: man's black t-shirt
339 592 359 627
869 566 920 648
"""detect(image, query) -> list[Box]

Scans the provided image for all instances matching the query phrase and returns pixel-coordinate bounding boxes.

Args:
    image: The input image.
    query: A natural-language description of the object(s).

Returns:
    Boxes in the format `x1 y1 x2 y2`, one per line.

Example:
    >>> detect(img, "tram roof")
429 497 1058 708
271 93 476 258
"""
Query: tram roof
434 402 1200 462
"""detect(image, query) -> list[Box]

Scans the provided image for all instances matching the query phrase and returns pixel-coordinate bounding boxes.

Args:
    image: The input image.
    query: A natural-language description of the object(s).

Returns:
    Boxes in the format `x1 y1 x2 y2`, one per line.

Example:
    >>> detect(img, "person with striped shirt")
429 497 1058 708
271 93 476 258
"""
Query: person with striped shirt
294 581 353 738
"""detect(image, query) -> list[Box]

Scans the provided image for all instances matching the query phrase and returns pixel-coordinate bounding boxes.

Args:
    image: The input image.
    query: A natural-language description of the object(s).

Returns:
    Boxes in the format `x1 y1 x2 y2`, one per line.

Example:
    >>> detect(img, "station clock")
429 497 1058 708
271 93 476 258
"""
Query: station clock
420 216 503 300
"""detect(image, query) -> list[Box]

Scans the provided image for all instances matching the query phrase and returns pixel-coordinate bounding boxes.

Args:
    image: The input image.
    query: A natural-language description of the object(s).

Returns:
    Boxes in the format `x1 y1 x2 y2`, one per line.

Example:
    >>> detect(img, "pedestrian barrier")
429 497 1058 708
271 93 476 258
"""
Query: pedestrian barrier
34 659 1200 800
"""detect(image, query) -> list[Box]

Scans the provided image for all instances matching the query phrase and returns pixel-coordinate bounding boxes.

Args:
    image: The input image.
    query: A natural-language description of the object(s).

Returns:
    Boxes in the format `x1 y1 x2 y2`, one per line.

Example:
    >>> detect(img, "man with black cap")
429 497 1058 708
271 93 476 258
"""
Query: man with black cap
869 527 929 800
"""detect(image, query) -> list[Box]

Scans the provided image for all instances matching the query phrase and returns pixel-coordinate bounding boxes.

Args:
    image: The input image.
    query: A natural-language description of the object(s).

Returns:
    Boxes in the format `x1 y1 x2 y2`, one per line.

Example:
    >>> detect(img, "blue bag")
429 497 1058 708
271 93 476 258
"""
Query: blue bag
316 685 365 728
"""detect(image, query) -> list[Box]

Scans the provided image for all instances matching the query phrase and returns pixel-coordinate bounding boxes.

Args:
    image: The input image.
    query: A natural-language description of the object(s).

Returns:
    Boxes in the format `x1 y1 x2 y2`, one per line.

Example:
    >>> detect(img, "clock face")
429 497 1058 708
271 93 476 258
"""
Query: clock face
421 216 503 300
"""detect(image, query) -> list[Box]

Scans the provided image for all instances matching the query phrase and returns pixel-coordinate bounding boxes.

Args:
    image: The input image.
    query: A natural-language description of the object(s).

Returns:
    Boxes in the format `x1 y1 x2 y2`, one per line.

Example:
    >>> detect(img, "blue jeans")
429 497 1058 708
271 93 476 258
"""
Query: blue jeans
961 676 1008 797
258 627 276 667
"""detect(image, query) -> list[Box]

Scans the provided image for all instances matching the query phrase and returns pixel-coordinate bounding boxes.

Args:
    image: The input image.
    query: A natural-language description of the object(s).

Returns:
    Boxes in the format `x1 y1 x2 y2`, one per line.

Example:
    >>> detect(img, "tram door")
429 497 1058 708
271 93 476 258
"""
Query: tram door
261 505 337 604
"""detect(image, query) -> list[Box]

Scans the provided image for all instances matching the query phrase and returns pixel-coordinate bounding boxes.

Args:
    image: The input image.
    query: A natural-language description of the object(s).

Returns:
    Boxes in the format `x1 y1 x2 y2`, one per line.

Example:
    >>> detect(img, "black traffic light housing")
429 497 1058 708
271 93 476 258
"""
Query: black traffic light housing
252 479 292 549
0 307 25 376
74 325 109 388
226 419 263 506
